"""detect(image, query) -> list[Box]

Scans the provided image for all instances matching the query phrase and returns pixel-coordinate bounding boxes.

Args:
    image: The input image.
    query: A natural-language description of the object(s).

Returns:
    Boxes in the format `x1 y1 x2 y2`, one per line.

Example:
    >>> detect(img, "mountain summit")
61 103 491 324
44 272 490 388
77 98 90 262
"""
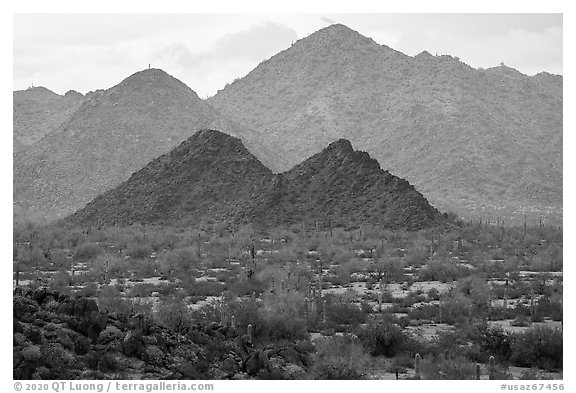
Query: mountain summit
208 23 562 223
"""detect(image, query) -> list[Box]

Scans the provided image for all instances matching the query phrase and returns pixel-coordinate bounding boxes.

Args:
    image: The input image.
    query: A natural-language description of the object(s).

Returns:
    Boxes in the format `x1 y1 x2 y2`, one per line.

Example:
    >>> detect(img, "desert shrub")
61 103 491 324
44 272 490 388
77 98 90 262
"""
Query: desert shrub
184 280 226 297
227 278 267 297
535 298 563 321
420 355 478 380
427 287 440 301
261 314 307 341
132 259 159 278
49 270 72 293
189 301 227 327
457 275 489 305
326 300 368 327
160 247 199 274
76 282 99 297
404 241 429 266
127 243 154 259
310 335 370 379
128 283 157 298
357 318 411 357
98 285 133 315
407 304 440 321
154 295 192 333
510 326 562 370
440 292 472 325
74 242 102 261
387 352 414 374
510 315 531 327
478 325 513 362
418 258 471 282
226 298 266 338
50 249 70 268
518 368 554 380
530 244 562 271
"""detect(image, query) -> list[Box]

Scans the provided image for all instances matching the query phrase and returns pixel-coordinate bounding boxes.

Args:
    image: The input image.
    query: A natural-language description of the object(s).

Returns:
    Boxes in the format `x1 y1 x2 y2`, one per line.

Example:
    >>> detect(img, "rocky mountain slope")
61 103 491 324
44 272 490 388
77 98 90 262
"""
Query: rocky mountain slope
69 130 442 230
13 69 281 221
13 87 84 153
208 24 562 223
68 130 276 227
269 138 441 229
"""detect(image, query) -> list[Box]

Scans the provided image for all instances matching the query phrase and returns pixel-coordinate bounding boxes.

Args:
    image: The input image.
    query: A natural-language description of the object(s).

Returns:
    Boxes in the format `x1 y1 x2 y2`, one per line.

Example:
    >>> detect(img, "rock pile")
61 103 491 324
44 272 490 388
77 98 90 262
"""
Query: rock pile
13 288 311 379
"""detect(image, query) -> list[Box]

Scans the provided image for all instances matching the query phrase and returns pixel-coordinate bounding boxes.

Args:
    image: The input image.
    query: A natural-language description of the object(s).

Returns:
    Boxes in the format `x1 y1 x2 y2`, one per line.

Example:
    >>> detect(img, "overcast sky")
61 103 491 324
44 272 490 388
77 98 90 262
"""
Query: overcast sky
13 13 563 98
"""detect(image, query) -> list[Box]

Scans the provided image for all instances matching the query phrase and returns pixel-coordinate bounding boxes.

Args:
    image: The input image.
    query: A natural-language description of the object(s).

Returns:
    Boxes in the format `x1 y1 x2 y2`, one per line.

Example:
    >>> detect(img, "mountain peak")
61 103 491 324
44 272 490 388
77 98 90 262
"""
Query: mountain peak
14 86 59 100
191 129 243 147
415 50 434 60
321 23 357 34
301 23 379 49
64 90 84 100
326 138 354 153
118 68 196 93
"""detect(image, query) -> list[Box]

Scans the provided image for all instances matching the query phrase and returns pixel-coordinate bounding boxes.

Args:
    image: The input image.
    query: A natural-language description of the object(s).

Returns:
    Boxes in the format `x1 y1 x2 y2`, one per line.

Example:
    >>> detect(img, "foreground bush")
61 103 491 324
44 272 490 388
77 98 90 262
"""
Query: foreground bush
310 335 370 379
420 355 478 379
510 326 562 371
356 318 412 357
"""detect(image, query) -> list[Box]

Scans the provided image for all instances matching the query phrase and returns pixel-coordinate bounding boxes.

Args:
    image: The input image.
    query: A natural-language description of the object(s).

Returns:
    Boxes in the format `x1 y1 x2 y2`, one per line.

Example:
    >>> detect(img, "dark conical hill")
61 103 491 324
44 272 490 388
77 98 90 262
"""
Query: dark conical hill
68 130 275 227
70 131 442 231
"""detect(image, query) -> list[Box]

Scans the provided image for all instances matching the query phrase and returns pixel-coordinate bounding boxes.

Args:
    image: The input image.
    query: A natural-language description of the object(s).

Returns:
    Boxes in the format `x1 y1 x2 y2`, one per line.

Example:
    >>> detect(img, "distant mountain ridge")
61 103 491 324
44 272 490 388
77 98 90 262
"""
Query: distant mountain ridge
13 87 85 153
13 69 282 221
14 23 562 225
208 23 562 223
69 130 442 230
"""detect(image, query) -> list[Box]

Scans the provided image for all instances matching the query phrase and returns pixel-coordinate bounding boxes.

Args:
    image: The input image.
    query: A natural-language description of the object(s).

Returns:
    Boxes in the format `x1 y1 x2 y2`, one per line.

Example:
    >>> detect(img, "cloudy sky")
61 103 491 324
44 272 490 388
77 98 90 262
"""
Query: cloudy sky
13 13 562 98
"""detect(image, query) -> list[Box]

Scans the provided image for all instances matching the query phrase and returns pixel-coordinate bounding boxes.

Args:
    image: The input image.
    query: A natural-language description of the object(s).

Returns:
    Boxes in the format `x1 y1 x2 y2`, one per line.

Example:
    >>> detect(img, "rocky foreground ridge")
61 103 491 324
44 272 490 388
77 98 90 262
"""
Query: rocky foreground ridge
13 288 312 380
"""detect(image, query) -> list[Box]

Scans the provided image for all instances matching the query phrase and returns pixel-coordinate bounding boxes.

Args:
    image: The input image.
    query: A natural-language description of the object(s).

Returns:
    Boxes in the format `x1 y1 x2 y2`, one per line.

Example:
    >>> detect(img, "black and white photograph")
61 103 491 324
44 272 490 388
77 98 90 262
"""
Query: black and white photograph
8 4 568 389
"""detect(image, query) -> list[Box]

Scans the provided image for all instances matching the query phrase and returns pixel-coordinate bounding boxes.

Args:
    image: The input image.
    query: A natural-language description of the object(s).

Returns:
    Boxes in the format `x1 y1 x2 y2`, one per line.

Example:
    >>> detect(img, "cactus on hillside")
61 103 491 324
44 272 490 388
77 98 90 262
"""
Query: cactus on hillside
489 356 495 380
414 353 421 380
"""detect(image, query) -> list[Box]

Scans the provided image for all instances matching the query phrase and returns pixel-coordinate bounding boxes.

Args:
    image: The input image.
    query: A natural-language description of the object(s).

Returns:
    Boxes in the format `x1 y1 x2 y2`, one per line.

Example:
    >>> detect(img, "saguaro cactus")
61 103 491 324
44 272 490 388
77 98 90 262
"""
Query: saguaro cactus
322 299 327 324
247 324 253 344
414 353 421 380
378 278 383 312
488 356 495 380
476 363 481 380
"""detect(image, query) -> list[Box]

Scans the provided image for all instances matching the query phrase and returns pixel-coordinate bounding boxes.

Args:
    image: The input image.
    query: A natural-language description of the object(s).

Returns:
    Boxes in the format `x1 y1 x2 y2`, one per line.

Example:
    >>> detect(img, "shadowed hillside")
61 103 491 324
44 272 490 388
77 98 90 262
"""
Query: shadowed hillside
69 130 443 231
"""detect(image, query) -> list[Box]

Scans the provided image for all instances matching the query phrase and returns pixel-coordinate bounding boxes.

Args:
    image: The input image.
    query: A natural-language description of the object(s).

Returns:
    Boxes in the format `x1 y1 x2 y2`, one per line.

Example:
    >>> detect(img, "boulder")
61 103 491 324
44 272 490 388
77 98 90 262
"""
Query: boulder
244 350 271 375
141 345 166 366
73 298 99 320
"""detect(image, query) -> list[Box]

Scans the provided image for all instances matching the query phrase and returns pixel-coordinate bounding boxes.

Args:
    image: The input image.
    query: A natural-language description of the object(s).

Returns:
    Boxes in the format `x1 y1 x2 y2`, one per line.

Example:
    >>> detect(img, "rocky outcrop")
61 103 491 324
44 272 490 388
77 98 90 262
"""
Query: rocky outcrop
13 288 312 380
